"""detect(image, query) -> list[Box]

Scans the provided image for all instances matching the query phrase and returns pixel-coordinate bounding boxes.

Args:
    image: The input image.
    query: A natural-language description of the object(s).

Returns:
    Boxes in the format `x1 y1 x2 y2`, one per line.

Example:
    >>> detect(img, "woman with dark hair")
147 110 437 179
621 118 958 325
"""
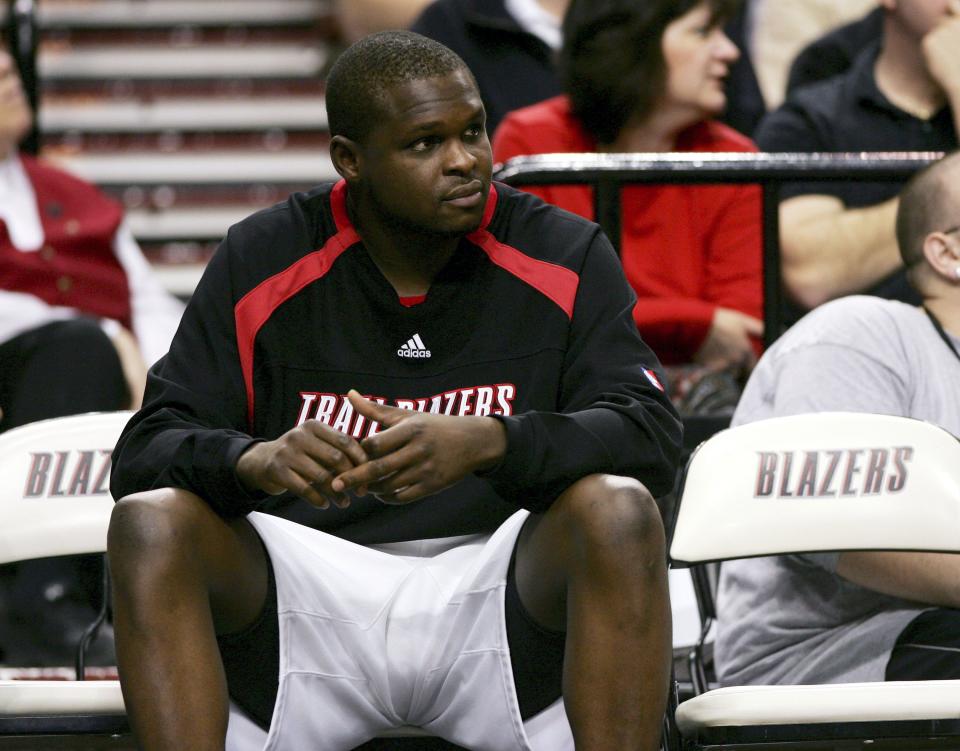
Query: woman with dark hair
494 0 763 410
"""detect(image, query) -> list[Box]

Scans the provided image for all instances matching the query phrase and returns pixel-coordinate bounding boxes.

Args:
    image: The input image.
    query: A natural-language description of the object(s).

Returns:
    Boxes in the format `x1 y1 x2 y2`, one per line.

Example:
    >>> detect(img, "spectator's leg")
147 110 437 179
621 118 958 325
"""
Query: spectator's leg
0 319 128 666
515 474 671 751
108 488 269 751
0 318 126 431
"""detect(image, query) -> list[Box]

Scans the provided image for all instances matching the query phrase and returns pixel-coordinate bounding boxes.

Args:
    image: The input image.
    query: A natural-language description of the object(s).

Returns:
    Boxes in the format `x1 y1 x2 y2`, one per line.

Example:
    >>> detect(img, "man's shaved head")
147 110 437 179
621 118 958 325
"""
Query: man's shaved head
325 30 476 143
896 152 960 272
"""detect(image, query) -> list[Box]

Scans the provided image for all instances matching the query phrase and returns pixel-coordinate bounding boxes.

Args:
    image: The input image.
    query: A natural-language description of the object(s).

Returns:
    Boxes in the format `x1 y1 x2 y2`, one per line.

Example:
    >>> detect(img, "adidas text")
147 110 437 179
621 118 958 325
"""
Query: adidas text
398 333 431 359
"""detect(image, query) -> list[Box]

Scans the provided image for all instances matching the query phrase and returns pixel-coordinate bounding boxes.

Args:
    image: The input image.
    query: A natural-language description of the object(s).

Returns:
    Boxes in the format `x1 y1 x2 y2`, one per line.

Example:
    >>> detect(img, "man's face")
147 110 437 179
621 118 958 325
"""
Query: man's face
0 51 31 154
353 69 493 237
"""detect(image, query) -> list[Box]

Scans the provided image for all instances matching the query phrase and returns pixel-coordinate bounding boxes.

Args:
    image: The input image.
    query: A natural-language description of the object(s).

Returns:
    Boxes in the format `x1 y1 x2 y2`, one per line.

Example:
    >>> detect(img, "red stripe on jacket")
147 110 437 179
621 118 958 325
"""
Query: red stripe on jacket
235 181 358 427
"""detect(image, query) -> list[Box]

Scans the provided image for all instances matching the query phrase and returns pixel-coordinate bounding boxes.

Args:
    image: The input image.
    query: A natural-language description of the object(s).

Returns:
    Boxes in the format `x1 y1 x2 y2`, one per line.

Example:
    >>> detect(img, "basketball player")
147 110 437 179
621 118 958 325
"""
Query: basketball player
108 31 682 751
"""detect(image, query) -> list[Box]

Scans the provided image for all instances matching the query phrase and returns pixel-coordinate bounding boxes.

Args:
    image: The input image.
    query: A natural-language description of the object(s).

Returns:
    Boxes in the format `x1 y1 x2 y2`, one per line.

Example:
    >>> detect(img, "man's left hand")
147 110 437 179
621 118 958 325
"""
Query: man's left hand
331 390 507 504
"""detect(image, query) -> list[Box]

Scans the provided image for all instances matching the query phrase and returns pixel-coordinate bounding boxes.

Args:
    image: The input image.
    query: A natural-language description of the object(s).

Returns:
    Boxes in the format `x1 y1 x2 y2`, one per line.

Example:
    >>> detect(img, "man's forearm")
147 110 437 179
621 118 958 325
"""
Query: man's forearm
837 550 960 609
780 195 901 309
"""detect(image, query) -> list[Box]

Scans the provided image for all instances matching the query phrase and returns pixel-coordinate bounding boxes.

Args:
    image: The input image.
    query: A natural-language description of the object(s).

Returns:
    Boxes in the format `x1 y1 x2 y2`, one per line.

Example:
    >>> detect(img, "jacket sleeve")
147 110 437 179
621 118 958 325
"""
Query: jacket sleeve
484 228 683 509
110 230 266 517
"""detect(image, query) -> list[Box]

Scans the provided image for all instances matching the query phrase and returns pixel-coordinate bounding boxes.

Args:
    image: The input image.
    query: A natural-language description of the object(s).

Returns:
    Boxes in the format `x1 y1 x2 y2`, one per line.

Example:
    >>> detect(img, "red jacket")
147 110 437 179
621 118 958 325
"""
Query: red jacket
493 95 763 364
0 155 131 330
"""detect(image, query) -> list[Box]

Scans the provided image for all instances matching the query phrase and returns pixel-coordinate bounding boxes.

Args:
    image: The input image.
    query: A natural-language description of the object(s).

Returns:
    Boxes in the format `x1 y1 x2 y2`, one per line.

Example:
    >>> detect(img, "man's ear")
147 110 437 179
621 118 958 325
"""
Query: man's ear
921 230 960 281
330 135 362 182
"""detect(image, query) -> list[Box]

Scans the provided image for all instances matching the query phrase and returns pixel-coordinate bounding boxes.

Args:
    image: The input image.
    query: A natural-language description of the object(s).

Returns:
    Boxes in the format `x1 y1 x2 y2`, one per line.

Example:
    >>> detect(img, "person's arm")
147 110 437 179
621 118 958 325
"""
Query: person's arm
105 321 148 410
836 551 960 609
334 0 433 41
779 193 901 309
698 182 765 369
755 98 903 310
110 231 265 517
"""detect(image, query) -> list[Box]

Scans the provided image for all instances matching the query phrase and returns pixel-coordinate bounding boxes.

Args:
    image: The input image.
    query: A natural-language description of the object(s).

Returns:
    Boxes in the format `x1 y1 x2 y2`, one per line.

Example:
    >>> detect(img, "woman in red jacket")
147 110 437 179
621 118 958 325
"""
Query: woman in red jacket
494 0 762 411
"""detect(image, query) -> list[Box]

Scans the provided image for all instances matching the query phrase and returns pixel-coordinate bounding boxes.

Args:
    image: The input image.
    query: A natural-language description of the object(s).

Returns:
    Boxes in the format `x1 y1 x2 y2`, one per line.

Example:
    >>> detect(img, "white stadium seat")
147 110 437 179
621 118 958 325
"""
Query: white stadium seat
668 412 960 750
0 411 133 741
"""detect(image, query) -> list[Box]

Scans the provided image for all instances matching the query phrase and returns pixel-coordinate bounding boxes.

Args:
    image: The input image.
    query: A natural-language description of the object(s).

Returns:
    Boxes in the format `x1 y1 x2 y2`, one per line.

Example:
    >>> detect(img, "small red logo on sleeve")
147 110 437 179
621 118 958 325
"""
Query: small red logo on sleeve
642 368 665 392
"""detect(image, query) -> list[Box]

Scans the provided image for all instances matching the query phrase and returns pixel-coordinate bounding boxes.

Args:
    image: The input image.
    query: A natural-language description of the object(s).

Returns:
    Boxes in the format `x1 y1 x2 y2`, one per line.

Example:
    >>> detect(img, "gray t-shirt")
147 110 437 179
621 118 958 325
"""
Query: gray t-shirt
715 296 960 685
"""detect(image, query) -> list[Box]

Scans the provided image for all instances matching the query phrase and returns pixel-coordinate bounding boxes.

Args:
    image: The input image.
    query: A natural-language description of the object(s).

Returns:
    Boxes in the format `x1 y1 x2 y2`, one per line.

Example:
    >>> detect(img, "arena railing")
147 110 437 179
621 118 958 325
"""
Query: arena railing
494 151 941 348
5 0 39 154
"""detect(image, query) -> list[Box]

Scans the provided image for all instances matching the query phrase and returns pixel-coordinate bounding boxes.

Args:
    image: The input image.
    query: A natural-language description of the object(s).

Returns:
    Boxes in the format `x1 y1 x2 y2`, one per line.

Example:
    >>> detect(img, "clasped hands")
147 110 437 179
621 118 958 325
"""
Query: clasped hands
236 389 507 509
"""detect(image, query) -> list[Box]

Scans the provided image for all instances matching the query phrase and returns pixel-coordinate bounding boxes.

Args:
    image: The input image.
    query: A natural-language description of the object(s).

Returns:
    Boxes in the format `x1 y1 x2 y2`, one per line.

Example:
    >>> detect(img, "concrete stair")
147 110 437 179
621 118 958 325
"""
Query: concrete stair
24 0 342 296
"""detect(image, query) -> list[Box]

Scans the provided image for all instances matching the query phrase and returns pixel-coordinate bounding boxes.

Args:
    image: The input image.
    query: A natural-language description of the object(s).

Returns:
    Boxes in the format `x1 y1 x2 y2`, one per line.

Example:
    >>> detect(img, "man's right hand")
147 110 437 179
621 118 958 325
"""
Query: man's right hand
924 0 960 102
235 421 369 509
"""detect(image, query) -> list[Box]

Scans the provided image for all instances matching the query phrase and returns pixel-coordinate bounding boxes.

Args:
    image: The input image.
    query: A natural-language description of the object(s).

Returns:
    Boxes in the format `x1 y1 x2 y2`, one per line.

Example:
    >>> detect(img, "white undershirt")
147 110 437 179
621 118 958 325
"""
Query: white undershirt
504 0 562 51
0 153 183 365
0 152 44 250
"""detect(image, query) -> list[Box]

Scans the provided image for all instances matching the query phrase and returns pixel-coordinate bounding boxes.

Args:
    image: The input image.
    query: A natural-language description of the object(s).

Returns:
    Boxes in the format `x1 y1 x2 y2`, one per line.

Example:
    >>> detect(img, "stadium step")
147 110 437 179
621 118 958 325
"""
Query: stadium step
24 0 342 297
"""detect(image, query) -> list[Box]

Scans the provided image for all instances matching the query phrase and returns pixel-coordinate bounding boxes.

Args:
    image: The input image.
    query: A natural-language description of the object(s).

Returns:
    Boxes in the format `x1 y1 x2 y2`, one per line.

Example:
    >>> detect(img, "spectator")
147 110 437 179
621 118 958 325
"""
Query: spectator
334 0 433 42
756 0 960 317
0 48 183 668
715 151 960 686
106 31 681 750
410 0 568 134
494 0 763 412
0 50 183 429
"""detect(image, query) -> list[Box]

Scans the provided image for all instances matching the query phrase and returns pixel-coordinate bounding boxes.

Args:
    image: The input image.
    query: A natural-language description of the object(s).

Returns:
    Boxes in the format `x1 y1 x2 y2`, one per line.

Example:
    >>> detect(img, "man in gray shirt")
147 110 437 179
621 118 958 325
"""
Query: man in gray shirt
715 151 960 686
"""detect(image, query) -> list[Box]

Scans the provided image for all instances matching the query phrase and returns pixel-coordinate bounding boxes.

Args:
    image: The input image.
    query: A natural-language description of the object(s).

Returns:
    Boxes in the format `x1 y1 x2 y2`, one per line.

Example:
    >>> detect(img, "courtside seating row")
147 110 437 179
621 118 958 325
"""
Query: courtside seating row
3 411 960 749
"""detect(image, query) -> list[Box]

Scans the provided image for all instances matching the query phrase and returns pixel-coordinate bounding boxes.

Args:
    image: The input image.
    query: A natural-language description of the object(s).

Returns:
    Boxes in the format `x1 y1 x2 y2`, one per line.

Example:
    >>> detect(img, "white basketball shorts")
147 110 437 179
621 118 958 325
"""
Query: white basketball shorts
223 508 573 751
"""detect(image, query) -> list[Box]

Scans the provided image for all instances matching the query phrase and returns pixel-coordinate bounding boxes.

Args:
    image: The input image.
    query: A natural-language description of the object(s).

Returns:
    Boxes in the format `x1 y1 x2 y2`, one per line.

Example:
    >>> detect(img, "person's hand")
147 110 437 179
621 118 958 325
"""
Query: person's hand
236 420 369 509
331 390 507 505
923 0 960 100
109 325 148 409
693 307 763 375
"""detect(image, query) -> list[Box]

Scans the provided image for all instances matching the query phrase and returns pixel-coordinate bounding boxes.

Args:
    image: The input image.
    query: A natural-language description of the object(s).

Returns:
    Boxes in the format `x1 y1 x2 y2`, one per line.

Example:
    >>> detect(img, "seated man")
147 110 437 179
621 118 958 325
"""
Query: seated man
107 31 682 750
756 0 960 319
715 151 960 686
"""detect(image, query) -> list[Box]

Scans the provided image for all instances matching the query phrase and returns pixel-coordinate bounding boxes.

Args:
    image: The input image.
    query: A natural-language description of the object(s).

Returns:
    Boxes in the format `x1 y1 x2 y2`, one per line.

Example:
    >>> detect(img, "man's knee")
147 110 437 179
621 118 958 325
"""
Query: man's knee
108 488 216 571
554 474 665 558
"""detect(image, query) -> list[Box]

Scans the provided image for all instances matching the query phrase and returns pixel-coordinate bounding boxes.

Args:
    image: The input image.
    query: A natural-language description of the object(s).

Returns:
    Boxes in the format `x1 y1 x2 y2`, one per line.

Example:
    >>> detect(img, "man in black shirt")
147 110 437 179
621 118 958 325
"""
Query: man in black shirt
756 0 960 316
410 0 565 135
108 31 681 751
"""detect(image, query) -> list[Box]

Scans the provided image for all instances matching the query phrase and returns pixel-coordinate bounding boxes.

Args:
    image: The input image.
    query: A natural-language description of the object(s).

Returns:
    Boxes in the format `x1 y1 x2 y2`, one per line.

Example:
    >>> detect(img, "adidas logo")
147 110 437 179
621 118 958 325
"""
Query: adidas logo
397 333 431 359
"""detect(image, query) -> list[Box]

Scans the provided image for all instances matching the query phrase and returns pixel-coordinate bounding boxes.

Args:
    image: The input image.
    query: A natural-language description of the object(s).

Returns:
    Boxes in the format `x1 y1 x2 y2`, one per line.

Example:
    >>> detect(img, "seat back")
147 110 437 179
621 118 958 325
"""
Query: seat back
670 412 960 566
0 411 133 565
669 411 960 698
